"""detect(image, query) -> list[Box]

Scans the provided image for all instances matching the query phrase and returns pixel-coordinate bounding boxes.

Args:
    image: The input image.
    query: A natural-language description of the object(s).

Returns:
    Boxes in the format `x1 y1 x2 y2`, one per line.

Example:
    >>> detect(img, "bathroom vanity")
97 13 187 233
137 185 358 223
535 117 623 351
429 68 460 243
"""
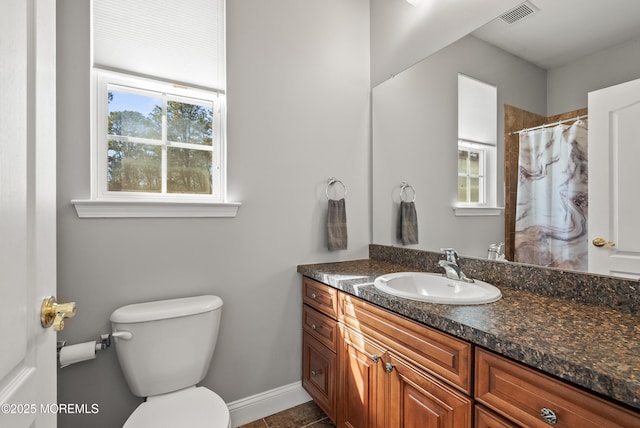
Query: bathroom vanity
298 248 640 427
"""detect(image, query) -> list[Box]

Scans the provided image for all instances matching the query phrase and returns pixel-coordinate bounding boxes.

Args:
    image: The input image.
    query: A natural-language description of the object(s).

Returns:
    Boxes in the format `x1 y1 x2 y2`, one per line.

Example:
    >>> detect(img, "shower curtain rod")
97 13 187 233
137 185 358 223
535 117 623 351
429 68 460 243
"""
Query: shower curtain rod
508 114 588 136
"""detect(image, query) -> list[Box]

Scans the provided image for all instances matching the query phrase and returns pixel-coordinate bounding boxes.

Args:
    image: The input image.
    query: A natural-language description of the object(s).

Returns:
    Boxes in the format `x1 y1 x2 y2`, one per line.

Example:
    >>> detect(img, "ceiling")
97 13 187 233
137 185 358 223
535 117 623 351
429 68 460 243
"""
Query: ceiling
471 0 640 70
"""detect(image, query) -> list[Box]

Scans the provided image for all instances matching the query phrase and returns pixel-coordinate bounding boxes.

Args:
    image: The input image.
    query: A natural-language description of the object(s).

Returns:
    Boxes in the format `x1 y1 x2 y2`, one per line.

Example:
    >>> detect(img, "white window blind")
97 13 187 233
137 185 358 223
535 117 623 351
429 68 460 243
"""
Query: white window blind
458 74 496 145
93 0 225 91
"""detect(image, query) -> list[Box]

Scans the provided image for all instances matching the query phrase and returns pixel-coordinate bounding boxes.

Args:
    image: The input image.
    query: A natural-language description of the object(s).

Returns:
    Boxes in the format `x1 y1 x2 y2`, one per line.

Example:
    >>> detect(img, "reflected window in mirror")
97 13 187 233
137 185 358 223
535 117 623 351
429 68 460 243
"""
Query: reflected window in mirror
456 74 500 215
457 143 485 203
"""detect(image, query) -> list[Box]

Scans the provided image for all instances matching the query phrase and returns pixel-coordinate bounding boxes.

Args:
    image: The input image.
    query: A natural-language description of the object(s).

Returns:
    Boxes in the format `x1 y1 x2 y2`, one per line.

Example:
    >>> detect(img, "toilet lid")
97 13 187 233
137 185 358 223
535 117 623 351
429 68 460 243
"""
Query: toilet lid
123 386 230 428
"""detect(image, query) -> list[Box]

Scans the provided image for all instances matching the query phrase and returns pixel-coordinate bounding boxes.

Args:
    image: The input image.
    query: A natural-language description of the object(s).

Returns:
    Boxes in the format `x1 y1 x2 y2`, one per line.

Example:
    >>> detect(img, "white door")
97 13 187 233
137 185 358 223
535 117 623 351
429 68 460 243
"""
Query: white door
588 77 640 278
0 0 58 426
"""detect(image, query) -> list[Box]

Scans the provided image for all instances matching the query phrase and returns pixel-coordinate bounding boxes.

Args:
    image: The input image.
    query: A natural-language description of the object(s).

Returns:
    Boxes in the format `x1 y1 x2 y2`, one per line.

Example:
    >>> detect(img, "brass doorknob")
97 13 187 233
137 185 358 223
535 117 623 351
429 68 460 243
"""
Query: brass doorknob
41 296 76 331
592 237 615 248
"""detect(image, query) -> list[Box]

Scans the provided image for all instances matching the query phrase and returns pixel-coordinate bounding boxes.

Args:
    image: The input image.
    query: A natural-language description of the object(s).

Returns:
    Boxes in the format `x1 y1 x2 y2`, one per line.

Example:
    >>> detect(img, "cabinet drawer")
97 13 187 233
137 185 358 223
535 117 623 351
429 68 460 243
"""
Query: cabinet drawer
303 277 338 319
475 348 640 428
475 405 518 428
339 292 472 394
303 305 338 352
302 332 336 422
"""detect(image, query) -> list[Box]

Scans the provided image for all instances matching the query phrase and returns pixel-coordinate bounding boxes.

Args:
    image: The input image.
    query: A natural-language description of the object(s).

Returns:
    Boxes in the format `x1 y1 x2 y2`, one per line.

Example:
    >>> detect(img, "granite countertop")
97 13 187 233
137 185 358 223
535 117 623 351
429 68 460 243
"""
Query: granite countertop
297 259 640 412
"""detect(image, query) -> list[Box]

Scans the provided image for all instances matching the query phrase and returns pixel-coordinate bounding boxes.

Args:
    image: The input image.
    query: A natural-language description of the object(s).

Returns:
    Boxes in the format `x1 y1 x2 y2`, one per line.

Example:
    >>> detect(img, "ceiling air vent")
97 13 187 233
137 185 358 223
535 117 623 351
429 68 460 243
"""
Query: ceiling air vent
499 1 538 25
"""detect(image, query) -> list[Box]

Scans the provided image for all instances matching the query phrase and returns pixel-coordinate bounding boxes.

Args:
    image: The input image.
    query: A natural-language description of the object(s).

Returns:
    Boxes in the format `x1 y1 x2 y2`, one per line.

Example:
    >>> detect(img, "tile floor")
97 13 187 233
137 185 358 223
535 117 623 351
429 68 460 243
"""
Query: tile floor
238 401 334 428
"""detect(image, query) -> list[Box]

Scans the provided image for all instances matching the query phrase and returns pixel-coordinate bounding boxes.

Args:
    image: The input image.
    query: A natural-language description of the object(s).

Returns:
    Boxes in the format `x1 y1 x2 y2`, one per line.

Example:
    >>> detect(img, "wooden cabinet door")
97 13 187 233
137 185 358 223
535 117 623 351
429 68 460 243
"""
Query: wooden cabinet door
303 332 337 422
387 353 472 428
339 327 387 428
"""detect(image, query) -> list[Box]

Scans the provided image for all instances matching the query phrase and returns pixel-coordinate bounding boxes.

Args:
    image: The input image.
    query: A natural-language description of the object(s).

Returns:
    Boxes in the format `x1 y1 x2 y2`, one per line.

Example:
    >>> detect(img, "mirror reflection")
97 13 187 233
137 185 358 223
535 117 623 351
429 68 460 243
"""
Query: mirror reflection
372 0 640 277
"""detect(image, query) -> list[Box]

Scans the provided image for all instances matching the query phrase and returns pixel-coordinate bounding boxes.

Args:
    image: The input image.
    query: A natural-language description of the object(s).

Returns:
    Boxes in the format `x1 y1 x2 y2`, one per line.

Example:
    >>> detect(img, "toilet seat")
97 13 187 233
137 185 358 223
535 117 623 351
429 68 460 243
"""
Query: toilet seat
123 386 230 428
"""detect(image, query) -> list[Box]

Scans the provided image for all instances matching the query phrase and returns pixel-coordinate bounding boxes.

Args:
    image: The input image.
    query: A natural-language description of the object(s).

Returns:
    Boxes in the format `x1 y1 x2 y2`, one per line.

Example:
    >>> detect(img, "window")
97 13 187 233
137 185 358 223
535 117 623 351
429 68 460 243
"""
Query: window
458 142 485 204
99 72 222 199
455 74 501 216
72 0 239 218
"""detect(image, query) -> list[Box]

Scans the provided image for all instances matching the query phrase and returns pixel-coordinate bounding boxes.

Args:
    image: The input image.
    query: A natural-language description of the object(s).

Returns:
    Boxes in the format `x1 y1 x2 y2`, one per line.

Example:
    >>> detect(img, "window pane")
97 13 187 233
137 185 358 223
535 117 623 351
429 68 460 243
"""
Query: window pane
167 148 213 194
108 90 162 139
458 150 469 174
458 176 468 202
167 101 213 146
469 151 480 175
469 177 480 203
108 140 161 192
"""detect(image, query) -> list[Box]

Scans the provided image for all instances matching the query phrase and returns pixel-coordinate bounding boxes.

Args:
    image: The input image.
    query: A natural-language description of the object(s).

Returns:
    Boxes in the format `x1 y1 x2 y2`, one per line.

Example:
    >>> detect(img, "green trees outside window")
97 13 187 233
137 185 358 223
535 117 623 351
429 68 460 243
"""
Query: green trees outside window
107 89 215 195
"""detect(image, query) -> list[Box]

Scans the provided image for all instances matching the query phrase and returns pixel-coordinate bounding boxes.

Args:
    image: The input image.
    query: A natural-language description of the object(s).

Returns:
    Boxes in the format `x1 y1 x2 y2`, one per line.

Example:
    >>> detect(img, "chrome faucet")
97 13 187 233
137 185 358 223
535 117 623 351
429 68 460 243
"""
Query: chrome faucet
487 242 505 260
438 248 474 283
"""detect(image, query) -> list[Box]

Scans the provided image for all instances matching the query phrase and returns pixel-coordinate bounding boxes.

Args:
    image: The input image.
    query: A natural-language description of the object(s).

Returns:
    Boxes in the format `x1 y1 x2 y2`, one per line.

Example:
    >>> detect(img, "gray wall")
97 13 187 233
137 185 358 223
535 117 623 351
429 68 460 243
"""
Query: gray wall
56 1 370 427
547 37 640 115
372 35 546 257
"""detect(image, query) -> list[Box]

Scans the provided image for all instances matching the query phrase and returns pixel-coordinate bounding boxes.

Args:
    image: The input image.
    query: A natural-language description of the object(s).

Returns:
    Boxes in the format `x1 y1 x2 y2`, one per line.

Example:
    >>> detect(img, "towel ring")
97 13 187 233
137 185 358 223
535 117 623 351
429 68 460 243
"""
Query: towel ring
326 177 347 200
400 182 416 203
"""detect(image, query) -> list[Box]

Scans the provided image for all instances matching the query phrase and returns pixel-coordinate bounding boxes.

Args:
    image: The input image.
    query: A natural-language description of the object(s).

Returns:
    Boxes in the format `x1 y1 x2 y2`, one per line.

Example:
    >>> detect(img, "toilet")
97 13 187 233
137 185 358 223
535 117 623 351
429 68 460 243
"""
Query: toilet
110 295 231 428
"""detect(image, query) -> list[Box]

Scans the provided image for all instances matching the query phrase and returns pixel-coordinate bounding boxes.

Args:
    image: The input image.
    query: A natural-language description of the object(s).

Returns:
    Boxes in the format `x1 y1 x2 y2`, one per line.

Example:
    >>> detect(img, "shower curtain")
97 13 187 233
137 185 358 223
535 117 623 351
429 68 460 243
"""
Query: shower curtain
514 120 588 270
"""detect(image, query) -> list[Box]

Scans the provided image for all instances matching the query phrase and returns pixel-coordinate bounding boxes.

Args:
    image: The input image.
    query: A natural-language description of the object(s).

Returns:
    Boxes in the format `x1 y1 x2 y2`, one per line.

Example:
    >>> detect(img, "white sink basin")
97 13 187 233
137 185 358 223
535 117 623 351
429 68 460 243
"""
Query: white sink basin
374 272 501 305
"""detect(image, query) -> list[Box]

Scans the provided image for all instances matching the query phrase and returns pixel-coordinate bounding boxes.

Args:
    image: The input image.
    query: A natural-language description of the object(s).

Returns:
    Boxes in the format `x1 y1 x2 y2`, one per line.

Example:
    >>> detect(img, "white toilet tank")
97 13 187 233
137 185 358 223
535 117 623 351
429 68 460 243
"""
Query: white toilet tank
110 295 223 398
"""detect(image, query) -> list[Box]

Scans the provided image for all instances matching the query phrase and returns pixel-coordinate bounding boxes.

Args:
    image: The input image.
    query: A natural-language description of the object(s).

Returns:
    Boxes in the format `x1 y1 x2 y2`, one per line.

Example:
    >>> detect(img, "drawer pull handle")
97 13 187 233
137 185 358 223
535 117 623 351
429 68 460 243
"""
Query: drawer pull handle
540 407 558 425
311 369 324 377
371 354 380 363
310 293 317 299
384 362 394 373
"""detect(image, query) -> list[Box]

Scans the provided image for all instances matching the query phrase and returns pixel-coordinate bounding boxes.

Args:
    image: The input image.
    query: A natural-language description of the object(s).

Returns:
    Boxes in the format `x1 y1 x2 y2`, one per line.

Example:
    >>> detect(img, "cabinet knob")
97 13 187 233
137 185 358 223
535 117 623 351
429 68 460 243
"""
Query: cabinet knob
540 407 558 425
371 354 380 363
384 362 394 373
311 369 324 377
310 292 317 299
311 324 317 330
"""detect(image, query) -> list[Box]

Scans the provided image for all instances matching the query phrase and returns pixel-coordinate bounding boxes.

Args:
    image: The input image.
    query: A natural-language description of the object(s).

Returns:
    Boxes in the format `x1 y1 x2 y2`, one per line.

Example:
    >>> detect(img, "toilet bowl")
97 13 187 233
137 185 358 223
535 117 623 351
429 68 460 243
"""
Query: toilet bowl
110 295 230 428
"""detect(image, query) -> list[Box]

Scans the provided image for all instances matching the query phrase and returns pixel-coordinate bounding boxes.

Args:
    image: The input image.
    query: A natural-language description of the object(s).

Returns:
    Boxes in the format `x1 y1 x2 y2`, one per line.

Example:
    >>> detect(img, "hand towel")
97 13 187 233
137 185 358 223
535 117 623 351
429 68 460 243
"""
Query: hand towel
399 201 418 245
328 198 347 250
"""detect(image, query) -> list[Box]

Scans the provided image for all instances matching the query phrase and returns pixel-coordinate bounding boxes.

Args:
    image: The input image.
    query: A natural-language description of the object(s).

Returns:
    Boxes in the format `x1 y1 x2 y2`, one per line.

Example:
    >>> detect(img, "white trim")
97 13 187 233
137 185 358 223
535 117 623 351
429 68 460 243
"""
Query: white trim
227 381 312 428
453 206 503 217
71 199 241 218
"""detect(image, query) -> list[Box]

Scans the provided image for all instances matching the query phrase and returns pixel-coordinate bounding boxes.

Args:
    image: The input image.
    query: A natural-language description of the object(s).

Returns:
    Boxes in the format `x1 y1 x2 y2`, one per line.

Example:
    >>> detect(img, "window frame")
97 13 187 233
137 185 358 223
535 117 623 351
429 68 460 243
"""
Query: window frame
457 140 487 205
96 69 224 201
71 69 239 218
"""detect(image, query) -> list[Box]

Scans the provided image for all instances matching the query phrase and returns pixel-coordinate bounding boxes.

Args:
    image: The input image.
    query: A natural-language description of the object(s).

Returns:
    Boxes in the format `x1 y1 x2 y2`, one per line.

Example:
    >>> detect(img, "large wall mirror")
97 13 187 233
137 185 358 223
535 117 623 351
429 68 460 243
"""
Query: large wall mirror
372 0 640 278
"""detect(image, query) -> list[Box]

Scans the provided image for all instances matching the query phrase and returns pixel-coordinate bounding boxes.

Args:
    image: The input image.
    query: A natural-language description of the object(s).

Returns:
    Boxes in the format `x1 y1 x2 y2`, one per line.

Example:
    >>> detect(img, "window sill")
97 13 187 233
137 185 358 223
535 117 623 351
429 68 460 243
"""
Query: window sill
71 199 241 218
453 206 503 217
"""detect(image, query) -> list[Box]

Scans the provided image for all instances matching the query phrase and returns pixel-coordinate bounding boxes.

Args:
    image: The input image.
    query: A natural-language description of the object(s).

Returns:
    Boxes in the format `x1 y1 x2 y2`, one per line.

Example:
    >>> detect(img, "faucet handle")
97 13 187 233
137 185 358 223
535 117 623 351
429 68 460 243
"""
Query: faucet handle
440 248 459 263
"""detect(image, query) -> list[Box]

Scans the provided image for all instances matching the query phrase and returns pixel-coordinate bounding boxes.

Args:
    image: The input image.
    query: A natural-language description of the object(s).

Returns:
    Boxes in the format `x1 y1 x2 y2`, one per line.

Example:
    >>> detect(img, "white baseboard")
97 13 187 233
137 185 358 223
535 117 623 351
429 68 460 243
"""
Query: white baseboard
226 381 312 427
